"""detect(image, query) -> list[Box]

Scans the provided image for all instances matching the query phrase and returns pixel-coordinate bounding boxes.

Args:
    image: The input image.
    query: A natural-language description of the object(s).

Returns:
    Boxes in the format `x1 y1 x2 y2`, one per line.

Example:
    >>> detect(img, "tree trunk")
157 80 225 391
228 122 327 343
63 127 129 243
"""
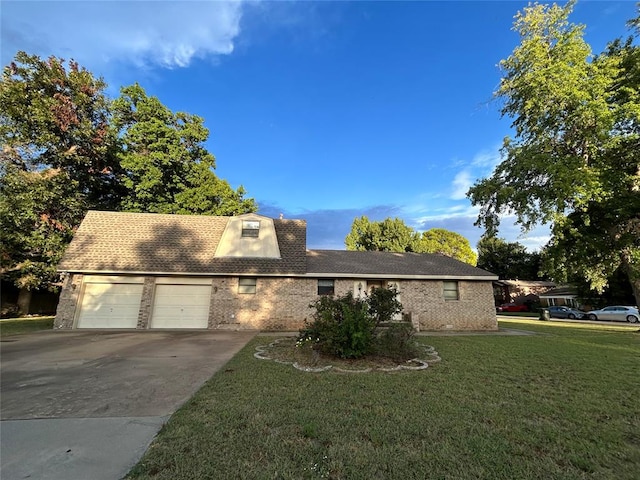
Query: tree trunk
17 288 32 316
622 256 640 308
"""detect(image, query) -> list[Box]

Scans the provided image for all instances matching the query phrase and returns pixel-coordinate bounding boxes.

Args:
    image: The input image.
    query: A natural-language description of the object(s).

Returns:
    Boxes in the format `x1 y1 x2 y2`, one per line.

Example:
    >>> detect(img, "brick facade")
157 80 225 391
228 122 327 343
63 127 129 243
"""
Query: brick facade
54 275 498 331
54 273 83 329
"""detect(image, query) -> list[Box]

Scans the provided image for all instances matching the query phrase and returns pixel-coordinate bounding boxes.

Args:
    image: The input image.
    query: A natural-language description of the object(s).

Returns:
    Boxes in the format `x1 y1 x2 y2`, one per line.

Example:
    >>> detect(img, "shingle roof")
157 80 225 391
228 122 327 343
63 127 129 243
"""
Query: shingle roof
306 250 497 280
539 286 577 297
59 212 498 280
58 211 307 275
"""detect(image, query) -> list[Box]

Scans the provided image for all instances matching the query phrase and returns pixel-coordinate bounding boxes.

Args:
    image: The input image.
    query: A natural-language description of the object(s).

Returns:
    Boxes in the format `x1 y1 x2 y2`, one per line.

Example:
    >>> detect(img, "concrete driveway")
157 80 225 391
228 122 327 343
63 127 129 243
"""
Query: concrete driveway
0 330 256 480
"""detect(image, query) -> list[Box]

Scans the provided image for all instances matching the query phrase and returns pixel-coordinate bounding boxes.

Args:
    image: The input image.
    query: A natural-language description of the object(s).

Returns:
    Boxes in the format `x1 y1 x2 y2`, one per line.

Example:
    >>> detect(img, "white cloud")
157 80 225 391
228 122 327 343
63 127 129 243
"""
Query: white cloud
450 170 473 200
1 1 245 69
471 148 502 169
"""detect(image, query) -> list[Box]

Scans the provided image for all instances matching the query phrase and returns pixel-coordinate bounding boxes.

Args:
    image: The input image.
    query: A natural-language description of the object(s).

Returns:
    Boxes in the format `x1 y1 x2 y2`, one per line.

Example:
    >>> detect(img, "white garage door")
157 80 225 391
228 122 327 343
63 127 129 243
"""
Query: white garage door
150 283 211 329
77 281 143 329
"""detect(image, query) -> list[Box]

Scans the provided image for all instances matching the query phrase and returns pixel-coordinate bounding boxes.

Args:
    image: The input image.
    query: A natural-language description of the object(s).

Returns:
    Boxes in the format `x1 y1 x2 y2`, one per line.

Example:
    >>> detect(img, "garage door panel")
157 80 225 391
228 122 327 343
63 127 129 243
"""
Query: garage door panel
151 284 211 329
77 283 143 329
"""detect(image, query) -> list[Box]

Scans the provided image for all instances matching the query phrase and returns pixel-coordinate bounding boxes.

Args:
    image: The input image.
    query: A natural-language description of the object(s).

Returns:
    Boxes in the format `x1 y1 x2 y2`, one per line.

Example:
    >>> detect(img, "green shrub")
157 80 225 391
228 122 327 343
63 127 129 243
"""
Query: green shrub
367 285 403 326
373 322 420 361
300 287 413 360
300 292 376 358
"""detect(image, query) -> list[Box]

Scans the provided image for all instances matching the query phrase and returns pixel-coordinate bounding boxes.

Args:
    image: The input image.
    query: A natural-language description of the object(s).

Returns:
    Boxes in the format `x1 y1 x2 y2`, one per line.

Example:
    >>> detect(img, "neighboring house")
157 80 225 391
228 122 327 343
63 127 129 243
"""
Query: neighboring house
493 279 556 307
54 211 499 332
539 286 580 308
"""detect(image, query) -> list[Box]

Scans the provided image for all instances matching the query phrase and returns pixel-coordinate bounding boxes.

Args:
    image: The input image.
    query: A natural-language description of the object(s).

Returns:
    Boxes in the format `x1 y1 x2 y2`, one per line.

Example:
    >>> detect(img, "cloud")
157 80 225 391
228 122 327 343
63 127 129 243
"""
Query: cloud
450 170 473 200
1 1 245 69
471 147 502 169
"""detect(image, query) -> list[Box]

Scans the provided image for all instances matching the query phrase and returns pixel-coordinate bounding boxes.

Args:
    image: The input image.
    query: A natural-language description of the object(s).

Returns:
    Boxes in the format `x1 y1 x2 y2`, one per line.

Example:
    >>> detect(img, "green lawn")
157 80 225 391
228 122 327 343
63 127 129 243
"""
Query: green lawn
0 317 54 336
128 320 640 480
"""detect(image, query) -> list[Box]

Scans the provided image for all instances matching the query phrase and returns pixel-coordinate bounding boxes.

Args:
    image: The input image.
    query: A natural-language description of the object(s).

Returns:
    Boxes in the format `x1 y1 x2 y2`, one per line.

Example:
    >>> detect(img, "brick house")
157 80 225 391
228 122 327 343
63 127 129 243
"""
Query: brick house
54 211 498 332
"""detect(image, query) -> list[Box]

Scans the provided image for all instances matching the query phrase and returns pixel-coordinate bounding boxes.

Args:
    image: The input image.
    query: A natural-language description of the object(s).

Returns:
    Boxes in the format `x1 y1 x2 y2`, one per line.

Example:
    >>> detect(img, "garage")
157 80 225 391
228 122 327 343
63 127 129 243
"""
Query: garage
76 276 144 329
150 278 212 329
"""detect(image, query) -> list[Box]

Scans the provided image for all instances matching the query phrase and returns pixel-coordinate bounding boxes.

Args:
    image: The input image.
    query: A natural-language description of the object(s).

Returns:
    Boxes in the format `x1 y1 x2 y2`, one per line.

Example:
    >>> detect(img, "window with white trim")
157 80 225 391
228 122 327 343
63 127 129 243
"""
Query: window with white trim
241 220 260 237
443 281 459 301
317 279 335 295
238 277 257 294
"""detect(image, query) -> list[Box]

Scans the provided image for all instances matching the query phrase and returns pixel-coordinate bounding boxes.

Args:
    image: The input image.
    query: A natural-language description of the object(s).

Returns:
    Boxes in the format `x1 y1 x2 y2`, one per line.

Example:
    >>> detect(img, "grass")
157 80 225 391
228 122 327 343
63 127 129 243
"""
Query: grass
127 320 640 480
0 316 54 336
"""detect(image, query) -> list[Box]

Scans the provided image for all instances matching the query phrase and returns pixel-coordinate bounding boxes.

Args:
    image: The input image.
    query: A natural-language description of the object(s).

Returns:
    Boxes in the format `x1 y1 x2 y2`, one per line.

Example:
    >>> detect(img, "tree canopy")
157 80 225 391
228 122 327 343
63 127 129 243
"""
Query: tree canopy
345 216 477 265
476 236 542 280
468 1 640 304
0 52 256 294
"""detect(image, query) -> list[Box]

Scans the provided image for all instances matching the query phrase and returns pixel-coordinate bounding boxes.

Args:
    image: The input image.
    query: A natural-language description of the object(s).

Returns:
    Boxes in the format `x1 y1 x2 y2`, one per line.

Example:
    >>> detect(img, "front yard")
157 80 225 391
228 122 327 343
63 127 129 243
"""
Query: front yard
128 319 639 479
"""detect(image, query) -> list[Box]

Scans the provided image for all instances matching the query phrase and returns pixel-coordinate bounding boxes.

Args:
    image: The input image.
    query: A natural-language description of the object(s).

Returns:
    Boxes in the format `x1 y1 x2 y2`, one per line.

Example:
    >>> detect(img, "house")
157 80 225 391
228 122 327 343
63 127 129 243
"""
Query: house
493 279 556 307
539 286 580 308
54 211 499 332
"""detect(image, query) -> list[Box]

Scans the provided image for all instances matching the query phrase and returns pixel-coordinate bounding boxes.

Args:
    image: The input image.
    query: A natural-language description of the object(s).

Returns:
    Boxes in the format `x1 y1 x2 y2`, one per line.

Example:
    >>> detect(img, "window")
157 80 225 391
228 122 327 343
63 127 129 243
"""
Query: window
443 281 459 301
238 277 257 294
241 220 260 237
317 279 335 295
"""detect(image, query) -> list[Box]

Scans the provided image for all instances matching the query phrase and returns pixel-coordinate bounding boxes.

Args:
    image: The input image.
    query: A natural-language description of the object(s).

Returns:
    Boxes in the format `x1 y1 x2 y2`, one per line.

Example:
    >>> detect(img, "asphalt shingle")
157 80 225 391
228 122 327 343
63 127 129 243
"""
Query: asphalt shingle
58 211 307 275
306 250 496 279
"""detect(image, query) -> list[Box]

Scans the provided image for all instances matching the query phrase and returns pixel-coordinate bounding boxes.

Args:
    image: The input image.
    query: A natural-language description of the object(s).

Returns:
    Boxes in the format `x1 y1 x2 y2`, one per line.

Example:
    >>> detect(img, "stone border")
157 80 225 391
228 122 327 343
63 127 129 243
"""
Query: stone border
254 338 441 373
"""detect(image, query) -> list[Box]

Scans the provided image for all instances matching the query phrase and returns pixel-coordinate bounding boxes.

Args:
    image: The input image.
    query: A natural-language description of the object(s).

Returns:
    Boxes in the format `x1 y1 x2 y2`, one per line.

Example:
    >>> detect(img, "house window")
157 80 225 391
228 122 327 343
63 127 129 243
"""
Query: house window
238 278 257 294
241 220 260 238
443 281 459 301
317 279 335 295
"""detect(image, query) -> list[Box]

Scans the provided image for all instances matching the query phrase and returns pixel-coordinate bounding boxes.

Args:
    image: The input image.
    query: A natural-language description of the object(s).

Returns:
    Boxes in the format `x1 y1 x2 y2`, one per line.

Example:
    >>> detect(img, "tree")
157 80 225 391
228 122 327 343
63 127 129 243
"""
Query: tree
112 84 256 215
0 166 86 312
1 52 257 297
468 2 640 305
417 229 477 266
345 216 420 252
0 52 120 300
477 236 542 279
0 52 121 208
345 216 477 265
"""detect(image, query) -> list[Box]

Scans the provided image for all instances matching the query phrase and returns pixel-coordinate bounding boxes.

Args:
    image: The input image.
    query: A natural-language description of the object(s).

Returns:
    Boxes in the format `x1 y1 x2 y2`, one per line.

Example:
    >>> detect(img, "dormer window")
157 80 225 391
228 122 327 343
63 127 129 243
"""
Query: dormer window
242 220 260 238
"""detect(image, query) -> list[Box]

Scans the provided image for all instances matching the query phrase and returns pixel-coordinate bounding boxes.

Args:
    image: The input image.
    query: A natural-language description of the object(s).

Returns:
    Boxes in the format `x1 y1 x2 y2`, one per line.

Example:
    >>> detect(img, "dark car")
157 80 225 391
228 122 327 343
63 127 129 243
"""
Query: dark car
548 305 585 319
497 303 528 312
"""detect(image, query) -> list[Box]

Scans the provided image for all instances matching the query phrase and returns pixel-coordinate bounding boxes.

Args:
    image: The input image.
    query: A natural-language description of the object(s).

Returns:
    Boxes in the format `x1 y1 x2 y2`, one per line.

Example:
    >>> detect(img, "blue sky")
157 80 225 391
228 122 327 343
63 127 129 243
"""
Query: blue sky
2 1 637 251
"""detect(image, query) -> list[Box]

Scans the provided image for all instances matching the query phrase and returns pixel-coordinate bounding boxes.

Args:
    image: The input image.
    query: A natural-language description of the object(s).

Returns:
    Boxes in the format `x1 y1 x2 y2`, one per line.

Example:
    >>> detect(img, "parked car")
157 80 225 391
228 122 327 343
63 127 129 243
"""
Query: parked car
547 306 585 319
586 306 639 323
497 303 529 313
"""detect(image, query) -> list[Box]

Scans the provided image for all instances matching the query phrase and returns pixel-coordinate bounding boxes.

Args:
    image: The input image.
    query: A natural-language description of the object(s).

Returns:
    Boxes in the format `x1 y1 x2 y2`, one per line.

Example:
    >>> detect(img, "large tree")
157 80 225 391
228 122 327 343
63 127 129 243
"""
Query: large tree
1 52 256 299
0 52 120 303
468 2 640 304
418 229 477 266
476 236 542 280
345 216 476 265
112 84 256 215
345 216 420 252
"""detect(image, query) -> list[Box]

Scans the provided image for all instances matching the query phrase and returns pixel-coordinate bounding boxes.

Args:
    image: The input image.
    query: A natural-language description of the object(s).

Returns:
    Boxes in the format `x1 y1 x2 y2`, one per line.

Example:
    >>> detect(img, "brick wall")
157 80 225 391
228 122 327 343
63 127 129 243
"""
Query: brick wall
210 277 316 330
400 280 498 331
54 275 497 331
53 273 83 329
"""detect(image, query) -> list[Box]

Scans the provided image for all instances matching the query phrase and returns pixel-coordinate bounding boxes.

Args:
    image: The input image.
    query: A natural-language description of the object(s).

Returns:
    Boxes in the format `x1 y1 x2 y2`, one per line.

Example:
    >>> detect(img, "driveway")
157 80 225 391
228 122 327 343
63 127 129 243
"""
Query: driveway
0 330 256 480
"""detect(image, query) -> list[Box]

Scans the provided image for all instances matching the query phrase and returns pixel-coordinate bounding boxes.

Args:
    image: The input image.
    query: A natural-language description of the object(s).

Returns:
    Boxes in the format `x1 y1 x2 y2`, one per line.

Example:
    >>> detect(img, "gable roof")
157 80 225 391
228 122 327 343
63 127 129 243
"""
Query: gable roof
58 211 497 280
306 250 497 280
539 286 578 297
58 211 307 275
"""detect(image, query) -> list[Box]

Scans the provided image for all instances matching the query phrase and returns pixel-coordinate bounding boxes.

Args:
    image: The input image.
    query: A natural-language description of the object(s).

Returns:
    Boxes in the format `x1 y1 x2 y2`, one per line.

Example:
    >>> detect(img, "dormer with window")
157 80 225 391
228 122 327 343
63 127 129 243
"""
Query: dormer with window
215 214 281 258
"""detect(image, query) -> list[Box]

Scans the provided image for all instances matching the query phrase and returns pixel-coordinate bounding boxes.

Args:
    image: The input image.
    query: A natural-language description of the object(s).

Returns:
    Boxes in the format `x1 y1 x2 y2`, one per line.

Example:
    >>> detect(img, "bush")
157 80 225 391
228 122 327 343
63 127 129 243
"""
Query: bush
373 322 420 361
367 285 403 326
300 292 376 358
299 287 415 360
